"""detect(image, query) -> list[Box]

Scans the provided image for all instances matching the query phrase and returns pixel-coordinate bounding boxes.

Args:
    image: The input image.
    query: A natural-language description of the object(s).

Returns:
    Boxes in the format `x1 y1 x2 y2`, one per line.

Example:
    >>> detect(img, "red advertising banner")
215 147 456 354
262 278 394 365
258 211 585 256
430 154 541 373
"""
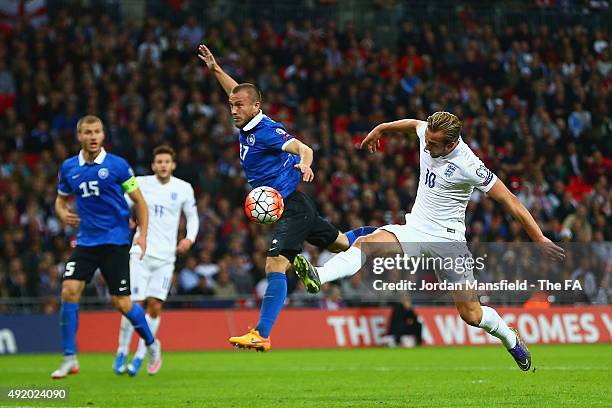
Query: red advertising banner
77 306 612 352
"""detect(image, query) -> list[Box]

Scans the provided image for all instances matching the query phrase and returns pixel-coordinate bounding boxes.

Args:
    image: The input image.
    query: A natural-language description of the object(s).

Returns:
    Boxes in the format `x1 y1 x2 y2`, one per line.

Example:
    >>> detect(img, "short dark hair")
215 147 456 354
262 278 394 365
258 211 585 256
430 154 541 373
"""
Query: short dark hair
152 145 176 161
231 83 262 103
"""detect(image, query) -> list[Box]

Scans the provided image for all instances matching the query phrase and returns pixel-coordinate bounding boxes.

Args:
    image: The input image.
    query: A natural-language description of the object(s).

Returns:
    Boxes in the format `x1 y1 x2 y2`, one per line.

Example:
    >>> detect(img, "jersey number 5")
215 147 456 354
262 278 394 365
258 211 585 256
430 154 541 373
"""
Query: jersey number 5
79 181 100 197
424 168 436 188
239 144 249 160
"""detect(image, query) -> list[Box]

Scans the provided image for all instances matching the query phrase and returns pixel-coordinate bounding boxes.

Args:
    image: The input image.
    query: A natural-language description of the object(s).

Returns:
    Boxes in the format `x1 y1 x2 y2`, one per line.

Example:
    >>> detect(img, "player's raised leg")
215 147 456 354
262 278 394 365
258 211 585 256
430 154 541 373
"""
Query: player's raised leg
294 229 399 293
338 226 379 249
454 295 530 371
51 279 84 379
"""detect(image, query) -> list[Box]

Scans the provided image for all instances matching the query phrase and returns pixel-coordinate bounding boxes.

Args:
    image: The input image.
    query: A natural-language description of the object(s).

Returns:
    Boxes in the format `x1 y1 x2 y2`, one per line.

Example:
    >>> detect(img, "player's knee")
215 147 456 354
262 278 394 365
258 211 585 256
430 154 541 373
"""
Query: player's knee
61 282 81 302
458 306 482 327
111 296 132 314
147 299 163 318
265 255 290 273
327 233 349 252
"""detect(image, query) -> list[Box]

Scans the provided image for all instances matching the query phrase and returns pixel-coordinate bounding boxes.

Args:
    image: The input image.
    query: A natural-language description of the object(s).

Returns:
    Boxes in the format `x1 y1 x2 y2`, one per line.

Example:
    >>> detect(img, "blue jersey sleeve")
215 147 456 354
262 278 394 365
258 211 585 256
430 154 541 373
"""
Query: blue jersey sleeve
115 158 138 193
57 162 72 195
262 126 295 151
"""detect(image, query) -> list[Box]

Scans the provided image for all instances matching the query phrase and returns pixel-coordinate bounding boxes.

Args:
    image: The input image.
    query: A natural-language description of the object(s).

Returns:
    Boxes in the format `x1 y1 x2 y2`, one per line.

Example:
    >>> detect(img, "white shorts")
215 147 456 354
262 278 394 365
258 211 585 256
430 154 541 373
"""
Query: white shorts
129 254 175 301
379 221 474 284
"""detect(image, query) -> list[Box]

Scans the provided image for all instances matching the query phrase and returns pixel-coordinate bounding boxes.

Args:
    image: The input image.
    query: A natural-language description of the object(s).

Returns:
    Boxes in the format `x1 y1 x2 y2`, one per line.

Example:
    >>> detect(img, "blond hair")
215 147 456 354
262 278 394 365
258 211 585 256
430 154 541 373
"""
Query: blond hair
427 111 462 143
76 115 103 133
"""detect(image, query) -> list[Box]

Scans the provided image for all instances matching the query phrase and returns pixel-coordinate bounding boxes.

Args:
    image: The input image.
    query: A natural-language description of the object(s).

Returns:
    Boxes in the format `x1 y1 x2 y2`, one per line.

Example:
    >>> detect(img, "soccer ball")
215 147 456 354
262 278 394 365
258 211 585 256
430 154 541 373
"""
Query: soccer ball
244 186 284 225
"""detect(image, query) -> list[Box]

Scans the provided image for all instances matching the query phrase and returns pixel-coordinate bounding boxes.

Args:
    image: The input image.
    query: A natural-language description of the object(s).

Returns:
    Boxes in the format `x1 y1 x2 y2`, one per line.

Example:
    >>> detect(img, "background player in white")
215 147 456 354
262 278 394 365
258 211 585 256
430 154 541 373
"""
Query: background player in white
113 145 199 376
294 111 565 371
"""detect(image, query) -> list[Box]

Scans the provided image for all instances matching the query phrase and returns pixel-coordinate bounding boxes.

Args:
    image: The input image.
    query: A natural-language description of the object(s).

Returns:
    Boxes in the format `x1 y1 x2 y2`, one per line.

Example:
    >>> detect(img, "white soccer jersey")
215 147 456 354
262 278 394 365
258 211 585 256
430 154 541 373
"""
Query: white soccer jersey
129 176 199 260
407 122 497 240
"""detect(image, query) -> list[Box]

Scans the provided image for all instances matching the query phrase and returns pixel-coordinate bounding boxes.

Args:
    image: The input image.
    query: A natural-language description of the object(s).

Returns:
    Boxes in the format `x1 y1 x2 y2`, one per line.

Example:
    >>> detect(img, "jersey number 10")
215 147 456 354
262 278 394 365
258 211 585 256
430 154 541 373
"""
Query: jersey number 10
424 168 436 188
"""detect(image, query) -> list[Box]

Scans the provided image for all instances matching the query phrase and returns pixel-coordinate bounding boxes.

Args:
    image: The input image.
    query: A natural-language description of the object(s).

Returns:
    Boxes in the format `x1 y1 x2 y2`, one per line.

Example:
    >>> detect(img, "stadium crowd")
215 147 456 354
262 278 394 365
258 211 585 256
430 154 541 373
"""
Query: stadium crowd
0 2 610 311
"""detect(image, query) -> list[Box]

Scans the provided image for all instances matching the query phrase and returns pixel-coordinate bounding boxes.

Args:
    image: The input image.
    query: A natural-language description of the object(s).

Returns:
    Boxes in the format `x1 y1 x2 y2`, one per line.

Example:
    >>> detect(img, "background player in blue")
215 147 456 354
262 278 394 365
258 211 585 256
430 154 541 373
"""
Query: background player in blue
51 115 162 378
199 45 375 350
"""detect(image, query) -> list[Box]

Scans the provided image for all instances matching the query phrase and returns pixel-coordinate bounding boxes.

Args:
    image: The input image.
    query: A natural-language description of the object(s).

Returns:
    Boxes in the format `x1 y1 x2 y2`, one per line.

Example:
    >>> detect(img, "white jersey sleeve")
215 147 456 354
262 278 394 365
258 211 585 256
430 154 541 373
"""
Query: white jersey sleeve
415 121 427 140
182 184 199 242
460 154 498 193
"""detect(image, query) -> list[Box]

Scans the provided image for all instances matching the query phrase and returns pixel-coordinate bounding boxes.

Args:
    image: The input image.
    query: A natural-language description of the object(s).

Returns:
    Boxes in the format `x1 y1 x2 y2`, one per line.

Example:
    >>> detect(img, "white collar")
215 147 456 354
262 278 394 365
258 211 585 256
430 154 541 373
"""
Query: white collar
242 110 264 131
78 147 107 166
440 137 463 160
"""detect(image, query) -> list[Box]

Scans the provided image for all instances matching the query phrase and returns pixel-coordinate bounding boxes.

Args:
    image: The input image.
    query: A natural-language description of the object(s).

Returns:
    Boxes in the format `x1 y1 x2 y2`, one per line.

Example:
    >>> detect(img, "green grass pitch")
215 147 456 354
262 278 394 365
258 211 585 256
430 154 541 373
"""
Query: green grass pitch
0 344 610 407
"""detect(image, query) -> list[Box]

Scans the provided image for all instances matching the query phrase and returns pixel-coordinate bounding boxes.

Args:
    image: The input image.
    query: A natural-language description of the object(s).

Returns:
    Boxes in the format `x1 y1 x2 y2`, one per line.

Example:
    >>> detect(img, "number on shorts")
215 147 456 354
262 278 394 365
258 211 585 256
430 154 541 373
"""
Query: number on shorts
64 261 76 277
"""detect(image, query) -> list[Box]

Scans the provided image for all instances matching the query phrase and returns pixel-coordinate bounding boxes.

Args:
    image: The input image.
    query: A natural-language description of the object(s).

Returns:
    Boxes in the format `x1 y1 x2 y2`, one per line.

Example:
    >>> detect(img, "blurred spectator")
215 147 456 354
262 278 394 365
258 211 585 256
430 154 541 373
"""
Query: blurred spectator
383 295 422 347
341 274 374 305
178 255 199 294
319 285 345 310
188 275 215 296
214 268 238 298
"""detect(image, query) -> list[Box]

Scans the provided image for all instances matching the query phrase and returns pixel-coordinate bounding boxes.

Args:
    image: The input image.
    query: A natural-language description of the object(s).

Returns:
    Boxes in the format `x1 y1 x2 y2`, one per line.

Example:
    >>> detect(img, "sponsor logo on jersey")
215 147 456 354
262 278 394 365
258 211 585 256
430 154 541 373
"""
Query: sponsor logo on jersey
444 164 457 178
247 134 256 146
98 168 109 179
275 128 286 135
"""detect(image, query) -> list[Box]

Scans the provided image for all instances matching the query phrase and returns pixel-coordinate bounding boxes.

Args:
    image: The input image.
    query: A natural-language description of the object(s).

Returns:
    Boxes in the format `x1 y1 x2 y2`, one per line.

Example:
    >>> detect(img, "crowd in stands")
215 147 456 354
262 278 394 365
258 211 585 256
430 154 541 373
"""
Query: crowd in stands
0 2 610 312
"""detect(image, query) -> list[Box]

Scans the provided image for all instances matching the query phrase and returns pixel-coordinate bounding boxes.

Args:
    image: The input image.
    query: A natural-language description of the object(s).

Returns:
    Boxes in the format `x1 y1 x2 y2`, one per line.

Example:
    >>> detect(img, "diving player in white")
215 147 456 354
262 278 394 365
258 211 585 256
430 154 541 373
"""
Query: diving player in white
113 145 199 376
294 112 565 371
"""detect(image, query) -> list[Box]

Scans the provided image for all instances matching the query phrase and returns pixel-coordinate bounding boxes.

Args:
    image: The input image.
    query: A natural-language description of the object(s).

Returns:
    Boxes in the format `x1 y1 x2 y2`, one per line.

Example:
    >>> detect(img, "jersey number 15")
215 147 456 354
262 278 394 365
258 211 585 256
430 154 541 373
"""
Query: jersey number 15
79 181 100 197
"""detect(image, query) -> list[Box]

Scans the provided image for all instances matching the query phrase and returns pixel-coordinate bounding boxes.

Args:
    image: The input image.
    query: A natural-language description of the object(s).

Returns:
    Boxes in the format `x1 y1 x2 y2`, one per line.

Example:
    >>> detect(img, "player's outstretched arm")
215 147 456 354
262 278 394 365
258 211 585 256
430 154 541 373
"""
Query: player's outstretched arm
128 188 149 259
361 119 427 152
198 44 239 96
55 195 80 227
487 178 565 261
284 139 314 182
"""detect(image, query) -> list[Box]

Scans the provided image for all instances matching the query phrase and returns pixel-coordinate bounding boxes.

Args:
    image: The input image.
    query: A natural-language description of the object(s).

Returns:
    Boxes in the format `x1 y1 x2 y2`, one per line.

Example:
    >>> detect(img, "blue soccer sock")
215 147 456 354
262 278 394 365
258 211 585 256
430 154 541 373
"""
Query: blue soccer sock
125 303 155 346
60 302 79 356
256 272 287 338
346 226 377 246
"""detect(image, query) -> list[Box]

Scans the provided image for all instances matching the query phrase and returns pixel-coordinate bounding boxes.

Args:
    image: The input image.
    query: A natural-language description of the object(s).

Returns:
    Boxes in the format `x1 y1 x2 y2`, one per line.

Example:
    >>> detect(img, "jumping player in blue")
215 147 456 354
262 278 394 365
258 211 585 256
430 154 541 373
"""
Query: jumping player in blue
51 115 162 378
199 45 375 350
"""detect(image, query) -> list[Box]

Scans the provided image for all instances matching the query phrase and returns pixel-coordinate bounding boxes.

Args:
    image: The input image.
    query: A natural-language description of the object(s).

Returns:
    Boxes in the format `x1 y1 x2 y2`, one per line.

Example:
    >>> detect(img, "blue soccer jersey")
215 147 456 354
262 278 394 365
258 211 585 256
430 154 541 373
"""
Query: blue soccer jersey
57 148 139 246
239 111 301 198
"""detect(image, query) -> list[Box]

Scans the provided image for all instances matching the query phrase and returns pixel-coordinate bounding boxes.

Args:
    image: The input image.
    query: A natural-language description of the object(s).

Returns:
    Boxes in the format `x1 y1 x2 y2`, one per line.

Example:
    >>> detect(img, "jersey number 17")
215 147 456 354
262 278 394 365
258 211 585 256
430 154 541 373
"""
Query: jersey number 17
239 144 249 160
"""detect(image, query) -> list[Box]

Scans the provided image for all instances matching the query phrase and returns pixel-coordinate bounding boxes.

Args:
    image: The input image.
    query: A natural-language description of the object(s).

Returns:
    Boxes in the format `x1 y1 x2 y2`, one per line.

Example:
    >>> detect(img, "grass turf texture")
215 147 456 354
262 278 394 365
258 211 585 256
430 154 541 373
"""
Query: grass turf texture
0 344 609 407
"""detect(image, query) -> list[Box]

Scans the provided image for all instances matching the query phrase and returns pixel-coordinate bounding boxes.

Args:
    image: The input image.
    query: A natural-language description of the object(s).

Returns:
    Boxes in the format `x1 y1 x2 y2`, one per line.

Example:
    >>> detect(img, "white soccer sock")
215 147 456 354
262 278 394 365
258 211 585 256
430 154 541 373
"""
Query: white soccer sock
478 306 517 349
318 246 364 284
135 315 160 359
117 315 134 355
